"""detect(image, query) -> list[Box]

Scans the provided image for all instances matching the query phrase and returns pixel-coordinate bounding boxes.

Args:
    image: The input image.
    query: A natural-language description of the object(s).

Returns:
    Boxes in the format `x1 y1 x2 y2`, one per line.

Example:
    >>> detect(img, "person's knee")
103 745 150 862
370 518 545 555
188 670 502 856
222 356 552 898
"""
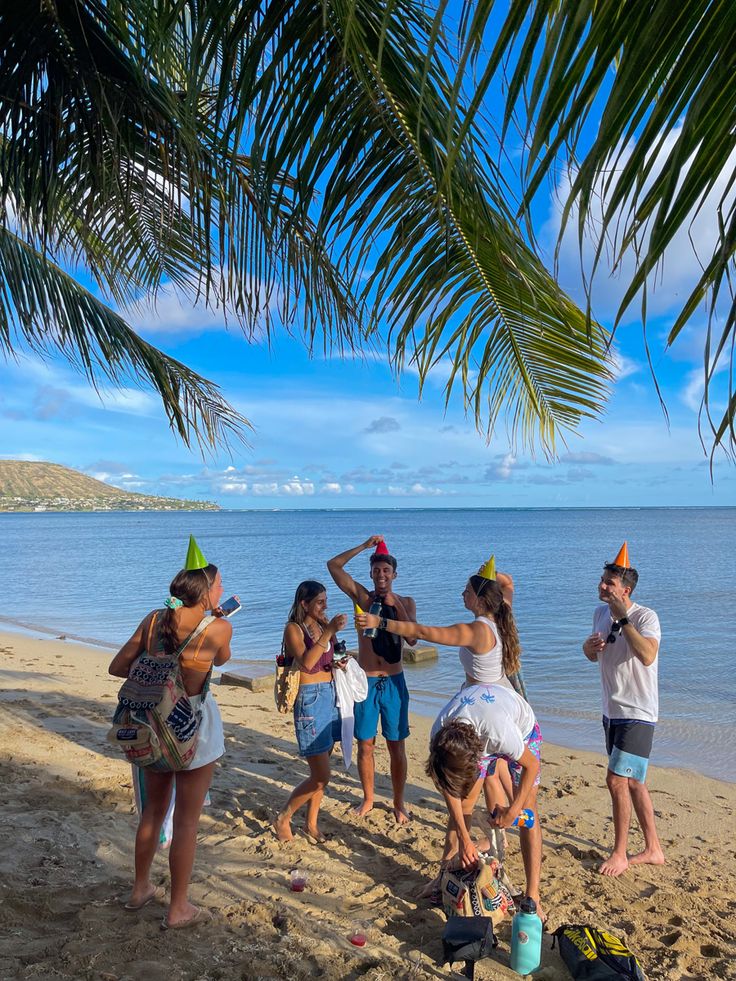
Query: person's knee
386 739 406 760
357 740 375 759
606 769 628 793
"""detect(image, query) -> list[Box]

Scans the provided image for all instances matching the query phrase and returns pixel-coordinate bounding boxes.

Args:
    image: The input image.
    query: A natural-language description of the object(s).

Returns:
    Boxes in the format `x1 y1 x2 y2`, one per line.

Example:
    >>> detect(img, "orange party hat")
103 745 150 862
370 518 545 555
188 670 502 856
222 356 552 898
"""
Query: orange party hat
612 541 630 568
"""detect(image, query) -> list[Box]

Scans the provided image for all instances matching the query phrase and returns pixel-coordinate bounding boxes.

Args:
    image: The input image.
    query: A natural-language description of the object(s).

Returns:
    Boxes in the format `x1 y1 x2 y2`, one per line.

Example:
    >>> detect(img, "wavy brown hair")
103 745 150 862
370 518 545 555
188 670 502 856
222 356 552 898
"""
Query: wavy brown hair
468 575 521 676
426 721 484 799
158 564 218 655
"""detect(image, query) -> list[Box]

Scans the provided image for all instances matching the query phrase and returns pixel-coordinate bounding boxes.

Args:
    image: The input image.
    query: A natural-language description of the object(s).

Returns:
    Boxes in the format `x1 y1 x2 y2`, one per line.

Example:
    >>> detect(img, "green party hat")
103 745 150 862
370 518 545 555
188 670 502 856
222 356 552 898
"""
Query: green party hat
478 554 496 580
184 534 208 571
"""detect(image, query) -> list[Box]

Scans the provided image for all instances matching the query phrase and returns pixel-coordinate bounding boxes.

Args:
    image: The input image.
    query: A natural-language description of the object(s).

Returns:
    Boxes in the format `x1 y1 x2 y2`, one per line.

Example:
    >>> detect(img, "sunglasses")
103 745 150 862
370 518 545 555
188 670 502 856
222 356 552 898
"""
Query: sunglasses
606 620 624 644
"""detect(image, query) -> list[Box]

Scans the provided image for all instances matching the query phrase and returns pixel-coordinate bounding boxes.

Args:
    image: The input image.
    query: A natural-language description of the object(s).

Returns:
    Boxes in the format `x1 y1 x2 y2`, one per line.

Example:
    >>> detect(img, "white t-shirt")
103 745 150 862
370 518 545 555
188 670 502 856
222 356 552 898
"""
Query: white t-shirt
592 602 661 722
458 617 512 686
431 683 536 762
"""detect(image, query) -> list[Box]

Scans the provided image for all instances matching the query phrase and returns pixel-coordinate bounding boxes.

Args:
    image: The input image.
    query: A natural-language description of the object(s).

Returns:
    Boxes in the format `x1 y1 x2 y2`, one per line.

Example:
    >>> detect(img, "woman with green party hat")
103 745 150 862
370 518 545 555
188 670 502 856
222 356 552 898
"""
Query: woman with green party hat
109 534 234 929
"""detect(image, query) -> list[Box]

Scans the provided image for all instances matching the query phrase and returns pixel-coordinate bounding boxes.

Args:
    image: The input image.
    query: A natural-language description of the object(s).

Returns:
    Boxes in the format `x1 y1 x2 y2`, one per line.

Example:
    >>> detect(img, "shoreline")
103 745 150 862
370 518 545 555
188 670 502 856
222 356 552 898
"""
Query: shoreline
2 607 728 785
1 629 735 980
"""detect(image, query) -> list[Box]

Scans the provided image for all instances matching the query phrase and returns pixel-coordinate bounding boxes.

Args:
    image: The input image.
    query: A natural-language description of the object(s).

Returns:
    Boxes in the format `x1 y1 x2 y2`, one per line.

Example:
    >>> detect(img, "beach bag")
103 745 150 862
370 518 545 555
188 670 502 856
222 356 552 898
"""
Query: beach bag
107 614 215 771
440 858 515 925
274 640 300 715
440 916 497 970
552 924 647 980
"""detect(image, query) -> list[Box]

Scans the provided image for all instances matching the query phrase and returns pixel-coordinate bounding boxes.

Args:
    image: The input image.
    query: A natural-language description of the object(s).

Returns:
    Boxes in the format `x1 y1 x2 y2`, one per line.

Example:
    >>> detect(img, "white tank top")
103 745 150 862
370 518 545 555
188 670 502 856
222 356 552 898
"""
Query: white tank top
458 616 509 684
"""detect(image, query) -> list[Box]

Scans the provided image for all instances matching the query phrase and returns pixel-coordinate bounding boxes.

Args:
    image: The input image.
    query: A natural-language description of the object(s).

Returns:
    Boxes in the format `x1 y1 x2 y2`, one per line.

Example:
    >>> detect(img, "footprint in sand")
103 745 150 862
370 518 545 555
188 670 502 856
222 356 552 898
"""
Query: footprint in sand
700 944 720 957
660 931 682 947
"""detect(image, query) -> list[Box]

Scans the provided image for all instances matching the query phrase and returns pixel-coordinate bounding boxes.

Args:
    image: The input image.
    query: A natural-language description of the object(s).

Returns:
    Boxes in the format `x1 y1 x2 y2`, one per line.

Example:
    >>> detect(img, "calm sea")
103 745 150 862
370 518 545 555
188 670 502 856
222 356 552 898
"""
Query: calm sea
2 508 733 780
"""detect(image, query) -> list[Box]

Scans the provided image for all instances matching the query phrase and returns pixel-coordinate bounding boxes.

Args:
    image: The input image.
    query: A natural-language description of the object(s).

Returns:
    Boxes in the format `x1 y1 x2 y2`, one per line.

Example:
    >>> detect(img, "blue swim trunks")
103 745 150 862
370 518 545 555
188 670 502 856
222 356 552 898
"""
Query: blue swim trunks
354 673 410 742
294 682 341 758
603 716 654 783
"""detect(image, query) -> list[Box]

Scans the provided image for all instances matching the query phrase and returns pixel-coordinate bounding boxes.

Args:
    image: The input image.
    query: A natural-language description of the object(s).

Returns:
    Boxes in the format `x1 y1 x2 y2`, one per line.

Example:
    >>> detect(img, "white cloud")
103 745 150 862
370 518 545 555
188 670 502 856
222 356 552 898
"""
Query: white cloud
544 127 736 327
321 482 342 494
252 482 279 495
281 478 315 495
218 480 249 494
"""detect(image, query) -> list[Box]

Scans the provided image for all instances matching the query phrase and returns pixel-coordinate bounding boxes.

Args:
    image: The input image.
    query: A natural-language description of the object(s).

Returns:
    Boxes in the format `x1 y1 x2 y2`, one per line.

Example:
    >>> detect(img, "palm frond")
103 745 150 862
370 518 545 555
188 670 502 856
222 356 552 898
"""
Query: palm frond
0 227 248 451
452 0 736 456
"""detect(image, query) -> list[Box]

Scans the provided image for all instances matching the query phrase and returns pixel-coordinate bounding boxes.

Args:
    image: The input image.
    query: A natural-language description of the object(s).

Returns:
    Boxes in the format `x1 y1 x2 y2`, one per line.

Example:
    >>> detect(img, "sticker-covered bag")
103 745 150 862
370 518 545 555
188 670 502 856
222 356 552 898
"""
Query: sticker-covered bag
440 858 515 925
552 924 647 980
274 639 301 715
107 613 214 771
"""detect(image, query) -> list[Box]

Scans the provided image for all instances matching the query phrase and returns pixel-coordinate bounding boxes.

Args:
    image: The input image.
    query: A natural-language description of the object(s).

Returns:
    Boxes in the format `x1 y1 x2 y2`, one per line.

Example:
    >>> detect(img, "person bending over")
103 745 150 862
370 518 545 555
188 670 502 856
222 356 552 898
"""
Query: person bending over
425 684 543 917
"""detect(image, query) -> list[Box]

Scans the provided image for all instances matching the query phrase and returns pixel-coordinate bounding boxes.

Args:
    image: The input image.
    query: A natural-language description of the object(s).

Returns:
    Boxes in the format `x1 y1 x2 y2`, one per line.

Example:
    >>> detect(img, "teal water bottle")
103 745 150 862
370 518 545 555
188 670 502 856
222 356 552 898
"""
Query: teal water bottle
510 897 542 975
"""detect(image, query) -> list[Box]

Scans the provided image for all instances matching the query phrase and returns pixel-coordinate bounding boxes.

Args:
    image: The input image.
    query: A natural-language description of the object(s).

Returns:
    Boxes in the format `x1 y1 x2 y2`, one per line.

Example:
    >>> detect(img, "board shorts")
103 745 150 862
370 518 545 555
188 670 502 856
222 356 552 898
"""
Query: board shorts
354 673 410 742
603 716 654 783
294 681 341 758
479 721 543 787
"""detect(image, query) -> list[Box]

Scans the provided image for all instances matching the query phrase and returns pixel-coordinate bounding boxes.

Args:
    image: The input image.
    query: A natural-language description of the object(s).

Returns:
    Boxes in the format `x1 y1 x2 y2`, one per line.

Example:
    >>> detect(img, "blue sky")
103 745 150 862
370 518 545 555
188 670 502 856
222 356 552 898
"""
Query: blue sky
2 121 734 507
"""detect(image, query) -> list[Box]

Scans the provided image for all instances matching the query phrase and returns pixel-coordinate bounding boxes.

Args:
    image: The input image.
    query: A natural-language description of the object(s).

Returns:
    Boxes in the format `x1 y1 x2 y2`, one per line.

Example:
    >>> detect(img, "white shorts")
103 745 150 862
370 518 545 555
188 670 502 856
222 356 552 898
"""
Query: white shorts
189 693 225 769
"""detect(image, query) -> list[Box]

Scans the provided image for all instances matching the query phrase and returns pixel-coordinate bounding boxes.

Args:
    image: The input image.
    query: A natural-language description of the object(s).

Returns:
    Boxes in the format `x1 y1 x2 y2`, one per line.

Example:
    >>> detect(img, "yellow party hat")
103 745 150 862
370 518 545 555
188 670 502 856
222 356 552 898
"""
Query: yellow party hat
478 554 496 580
184 534 208 571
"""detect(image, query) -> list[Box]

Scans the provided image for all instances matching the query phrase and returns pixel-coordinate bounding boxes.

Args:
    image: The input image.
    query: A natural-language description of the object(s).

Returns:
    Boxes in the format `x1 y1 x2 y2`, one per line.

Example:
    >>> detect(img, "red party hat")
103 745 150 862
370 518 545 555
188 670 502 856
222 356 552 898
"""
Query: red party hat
373 539 390 557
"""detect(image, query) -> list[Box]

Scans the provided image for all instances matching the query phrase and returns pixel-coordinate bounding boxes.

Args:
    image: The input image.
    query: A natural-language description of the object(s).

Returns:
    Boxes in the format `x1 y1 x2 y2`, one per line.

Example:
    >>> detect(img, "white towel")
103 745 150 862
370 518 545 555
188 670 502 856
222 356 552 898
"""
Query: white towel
333 657 369 770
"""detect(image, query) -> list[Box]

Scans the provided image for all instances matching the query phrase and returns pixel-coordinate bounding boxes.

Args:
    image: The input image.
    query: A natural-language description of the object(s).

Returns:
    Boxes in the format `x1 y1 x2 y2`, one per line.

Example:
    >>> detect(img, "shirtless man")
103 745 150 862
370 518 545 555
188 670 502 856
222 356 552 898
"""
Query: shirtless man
327 535 416 823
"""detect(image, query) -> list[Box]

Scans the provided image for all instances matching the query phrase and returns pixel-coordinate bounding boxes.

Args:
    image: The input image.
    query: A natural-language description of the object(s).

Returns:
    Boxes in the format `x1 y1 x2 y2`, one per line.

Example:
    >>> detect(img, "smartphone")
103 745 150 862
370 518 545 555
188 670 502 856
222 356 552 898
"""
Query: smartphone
218 595 241 617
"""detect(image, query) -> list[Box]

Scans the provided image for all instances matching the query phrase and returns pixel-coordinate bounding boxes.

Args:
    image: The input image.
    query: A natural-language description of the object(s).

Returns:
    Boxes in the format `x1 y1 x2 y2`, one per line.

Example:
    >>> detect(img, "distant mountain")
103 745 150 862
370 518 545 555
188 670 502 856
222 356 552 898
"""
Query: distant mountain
0 461 218 511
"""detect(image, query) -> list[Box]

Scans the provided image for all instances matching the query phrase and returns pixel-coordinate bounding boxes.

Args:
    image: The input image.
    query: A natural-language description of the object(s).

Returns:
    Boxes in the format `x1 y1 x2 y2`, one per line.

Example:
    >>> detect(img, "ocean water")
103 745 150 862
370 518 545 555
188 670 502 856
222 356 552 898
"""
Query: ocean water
2 508 734 780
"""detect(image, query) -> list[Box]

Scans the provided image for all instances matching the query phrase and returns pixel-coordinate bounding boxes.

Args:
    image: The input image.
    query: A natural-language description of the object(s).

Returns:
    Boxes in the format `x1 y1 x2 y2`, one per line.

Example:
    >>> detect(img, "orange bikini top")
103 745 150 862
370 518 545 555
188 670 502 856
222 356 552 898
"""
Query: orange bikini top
147 612 214 672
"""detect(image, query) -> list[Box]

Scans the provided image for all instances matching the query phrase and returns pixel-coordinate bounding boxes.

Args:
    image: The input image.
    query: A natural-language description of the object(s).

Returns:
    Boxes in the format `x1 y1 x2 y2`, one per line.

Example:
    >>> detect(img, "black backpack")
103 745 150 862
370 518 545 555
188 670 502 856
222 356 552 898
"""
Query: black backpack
552 924 646 980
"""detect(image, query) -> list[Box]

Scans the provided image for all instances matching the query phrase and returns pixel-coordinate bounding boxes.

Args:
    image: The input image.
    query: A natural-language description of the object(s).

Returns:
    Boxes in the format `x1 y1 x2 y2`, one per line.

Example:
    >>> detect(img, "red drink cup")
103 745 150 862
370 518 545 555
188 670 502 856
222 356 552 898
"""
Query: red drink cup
290 869 307 891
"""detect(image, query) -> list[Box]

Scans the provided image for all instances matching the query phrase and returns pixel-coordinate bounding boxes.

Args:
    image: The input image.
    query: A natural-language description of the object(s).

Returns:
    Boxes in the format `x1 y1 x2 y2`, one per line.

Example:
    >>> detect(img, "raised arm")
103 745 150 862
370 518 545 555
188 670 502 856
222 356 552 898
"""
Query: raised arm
355 612 493 651
496 571 514 607
326 536 383 606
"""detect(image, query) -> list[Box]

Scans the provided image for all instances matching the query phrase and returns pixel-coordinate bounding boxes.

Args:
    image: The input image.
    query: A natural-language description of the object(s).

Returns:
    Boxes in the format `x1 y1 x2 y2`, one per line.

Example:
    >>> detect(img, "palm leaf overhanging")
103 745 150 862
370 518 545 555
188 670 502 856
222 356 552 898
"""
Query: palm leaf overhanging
448 0 736 456
0 0 616 452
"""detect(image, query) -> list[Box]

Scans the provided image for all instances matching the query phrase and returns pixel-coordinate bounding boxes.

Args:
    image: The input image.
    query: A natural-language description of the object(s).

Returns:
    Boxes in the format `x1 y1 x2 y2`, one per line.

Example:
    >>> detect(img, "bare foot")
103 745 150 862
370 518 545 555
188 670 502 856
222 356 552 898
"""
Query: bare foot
393 804 411 825
598 852 629 876
272 812 293 842
351 800 374 818
630 846 665 867
305 825 326 843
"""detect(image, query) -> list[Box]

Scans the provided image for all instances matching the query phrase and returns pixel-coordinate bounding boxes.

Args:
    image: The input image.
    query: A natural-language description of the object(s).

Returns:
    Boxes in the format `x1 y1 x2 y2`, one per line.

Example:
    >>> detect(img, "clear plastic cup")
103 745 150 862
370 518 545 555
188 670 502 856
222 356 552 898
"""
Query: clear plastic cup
349 922 367 946
290 868 307 892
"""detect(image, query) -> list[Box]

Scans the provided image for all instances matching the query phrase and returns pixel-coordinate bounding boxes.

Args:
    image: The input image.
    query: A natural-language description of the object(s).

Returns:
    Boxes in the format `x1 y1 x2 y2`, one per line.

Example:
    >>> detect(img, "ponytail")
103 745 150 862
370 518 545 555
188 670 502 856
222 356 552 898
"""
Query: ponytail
159 564 218 655
468 574 522 677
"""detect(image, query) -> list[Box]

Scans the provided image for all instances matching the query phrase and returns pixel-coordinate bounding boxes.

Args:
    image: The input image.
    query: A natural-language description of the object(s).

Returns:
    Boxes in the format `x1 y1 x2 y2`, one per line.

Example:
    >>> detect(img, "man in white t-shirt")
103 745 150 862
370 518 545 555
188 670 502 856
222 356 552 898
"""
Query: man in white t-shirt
428 683 543 913
583 556 665 877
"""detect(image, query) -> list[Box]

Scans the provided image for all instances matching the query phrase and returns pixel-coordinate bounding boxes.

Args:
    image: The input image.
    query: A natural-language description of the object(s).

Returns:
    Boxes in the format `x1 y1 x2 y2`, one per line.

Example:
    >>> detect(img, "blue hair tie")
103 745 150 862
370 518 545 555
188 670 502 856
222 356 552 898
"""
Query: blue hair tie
164 596 184 609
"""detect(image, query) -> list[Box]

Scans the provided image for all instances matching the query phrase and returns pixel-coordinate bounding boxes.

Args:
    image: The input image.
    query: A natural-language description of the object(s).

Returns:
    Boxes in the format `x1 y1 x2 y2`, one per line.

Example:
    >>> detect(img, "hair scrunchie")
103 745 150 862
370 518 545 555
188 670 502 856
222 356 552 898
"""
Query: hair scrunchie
164 596 184 609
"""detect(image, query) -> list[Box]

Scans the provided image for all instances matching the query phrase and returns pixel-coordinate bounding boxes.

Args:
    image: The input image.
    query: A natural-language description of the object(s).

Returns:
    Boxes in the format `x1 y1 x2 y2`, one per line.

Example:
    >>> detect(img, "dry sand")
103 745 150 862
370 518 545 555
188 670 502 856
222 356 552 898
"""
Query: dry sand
1 629 735 981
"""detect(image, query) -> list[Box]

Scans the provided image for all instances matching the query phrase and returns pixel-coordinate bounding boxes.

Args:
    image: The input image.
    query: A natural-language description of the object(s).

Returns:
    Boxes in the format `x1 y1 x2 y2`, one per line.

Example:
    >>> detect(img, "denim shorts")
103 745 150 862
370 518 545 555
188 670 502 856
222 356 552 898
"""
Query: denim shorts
294 682 341 758
354 673 410 742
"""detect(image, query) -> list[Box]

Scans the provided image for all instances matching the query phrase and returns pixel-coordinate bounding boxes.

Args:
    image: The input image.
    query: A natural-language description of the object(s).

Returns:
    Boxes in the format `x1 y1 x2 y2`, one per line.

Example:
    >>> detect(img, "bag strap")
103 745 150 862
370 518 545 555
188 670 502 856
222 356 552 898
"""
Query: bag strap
176 615 216 657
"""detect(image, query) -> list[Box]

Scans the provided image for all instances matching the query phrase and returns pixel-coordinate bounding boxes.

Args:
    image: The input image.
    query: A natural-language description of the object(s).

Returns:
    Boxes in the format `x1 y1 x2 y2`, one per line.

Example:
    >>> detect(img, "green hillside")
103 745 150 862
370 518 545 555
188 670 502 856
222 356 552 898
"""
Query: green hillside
0 461 218 511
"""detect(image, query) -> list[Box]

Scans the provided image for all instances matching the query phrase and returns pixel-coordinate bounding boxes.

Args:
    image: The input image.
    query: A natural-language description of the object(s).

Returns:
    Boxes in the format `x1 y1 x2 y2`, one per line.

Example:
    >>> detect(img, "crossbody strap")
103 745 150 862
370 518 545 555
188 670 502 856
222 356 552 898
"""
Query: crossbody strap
176 615 216 657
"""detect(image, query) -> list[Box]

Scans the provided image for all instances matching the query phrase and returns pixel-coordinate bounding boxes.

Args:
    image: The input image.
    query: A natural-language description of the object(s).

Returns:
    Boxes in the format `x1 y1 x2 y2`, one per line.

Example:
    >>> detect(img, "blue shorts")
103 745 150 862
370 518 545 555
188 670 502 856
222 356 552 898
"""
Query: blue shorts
294 682 341 758
603 717 654 783
354 673 410 742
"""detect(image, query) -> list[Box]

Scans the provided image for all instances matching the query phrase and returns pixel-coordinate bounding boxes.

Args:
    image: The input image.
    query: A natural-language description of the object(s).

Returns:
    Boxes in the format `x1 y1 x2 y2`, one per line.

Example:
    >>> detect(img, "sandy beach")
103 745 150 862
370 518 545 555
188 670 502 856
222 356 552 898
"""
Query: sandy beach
1 628 735 981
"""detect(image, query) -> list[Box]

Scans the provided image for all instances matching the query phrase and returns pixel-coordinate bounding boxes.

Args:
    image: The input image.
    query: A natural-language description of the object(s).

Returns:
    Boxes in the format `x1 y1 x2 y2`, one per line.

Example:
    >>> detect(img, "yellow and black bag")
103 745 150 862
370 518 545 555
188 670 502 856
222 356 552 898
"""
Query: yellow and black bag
552 924 646 980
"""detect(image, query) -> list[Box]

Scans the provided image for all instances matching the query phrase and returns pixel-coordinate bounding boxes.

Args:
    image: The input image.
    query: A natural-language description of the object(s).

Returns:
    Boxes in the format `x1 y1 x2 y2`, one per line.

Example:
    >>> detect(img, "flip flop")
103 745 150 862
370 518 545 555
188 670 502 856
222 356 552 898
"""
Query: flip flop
124 885 165 911
161 907 213 930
